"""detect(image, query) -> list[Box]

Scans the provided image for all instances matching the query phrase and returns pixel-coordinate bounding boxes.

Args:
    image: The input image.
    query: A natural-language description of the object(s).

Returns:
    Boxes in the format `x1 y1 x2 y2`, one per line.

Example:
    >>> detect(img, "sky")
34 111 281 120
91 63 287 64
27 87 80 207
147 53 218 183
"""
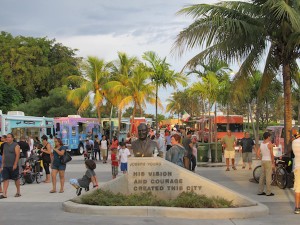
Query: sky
0 0 220 116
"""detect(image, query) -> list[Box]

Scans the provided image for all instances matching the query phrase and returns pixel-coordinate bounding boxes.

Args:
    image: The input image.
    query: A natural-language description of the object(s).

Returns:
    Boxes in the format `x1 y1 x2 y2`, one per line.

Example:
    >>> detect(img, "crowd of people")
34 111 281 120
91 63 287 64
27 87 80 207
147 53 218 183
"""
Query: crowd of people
0 125 298 214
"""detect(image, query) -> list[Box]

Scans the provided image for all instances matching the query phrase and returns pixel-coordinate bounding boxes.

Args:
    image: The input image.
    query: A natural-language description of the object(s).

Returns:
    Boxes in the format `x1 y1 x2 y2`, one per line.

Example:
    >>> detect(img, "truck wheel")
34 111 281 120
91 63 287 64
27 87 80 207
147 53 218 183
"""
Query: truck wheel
77 144 84 155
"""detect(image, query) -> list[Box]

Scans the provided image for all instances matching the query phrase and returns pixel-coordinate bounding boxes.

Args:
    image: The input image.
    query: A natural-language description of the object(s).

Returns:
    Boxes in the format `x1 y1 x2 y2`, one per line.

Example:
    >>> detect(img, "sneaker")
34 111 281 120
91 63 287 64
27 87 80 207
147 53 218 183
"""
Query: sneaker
257 192 266 195
266 193 275 196
76 188 82 196
295 208 300 214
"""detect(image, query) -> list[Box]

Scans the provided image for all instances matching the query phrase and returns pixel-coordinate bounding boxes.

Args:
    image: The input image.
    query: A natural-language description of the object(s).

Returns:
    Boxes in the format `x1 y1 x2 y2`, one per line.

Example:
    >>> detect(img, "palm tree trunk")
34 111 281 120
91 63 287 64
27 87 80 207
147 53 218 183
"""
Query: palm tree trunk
131 102 137 135
249 102 258 151
97 104 102 133
283 64 292 155
155 83 158 135
118 107 122 139
226 103 229 130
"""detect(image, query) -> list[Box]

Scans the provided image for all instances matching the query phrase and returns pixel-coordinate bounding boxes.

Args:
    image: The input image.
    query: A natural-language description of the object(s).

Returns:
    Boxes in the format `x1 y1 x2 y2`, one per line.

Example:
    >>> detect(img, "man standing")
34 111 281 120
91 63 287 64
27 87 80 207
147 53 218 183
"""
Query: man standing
182 131 196 171
18 136 30 171
292 134 300 214
222 130 237 171
239 132 255 170
0 133 21 199
257 132 275 196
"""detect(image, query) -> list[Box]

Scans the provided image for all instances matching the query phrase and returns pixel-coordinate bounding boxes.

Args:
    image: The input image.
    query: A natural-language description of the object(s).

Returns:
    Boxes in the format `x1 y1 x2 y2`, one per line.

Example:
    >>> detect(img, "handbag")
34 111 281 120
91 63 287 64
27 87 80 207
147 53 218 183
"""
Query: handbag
60 151 72 164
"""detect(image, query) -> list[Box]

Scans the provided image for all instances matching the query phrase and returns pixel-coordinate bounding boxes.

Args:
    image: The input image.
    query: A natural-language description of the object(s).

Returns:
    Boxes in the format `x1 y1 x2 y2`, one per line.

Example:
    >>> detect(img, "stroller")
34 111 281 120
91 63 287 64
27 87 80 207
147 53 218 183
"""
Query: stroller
20 154 42 185
83 140 94 160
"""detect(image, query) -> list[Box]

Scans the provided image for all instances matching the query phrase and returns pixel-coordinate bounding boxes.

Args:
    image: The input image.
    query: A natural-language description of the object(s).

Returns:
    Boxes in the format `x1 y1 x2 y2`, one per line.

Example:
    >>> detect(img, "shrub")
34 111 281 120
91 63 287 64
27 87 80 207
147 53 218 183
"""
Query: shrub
79 190 233 208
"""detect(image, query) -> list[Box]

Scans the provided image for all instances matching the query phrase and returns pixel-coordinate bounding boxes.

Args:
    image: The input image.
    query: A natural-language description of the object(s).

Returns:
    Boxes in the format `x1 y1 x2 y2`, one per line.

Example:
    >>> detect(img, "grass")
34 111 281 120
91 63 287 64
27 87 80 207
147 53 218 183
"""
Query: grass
79 189 234 208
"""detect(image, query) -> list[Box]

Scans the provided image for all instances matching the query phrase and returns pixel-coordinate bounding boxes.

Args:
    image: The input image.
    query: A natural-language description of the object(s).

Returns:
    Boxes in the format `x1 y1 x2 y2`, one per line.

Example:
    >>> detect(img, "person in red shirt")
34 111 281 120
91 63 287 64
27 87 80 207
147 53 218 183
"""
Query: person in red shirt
111 148 119 179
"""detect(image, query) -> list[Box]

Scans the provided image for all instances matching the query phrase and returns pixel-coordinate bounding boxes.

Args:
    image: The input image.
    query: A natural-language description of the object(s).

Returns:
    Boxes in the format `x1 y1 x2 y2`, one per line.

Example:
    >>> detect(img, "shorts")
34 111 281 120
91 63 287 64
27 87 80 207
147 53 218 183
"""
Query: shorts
120 162 128 171
224 150 235 159
294 168 300 193
112 165 119 176
69 178 80 187
52 163 66 171
2 167 20 181
101 148 107 157
242 152 253 163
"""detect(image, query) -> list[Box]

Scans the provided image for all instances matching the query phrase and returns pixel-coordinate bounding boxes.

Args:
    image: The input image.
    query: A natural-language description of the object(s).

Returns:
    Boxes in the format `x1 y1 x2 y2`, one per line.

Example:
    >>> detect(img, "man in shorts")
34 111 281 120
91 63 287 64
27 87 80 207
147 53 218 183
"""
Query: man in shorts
239 131 255 170
222 130 237 171
0 133 21 199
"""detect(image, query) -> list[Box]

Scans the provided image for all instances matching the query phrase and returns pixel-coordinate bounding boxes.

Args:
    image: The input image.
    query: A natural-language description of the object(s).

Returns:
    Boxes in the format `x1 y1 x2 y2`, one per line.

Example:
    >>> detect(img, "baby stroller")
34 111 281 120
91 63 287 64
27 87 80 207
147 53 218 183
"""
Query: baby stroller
20 154 42 185
83 141 94 160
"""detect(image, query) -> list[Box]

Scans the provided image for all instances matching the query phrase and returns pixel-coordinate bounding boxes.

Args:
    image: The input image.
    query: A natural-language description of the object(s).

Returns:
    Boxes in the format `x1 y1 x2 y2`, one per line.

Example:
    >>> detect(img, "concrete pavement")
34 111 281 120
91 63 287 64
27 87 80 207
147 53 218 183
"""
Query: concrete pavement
0 155 299 225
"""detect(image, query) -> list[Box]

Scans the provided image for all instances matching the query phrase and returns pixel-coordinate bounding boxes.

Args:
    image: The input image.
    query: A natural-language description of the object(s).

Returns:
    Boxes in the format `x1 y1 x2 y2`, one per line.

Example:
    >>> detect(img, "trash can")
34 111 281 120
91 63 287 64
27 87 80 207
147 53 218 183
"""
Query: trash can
210 142 222 163
197 143 209 162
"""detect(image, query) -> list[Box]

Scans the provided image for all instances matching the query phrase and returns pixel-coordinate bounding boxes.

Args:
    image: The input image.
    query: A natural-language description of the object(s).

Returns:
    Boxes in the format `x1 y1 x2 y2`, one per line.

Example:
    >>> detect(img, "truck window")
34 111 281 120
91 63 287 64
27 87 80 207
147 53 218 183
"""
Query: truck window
78 122 87 134
56 123 60 132
46 128 52 135
72 126 76 136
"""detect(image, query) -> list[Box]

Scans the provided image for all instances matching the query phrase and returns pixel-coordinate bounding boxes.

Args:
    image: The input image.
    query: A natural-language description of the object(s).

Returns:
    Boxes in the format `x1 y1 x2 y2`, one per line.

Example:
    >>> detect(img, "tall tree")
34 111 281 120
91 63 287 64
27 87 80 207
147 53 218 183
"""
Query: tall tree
142 51 188 134
109 52 140 136
173 0 300 152
67 56 112 125
0 31 80 101
106 64 156 134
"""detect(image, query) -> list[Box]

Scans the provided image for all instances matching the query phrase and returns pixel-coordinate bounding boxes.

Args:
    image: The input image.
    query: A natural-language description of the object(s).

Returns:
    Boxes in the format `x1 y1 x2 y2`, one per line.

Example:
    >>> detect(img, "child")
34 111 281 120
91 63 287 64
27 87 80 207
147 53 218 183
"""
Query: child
118 142 131 174
111 148 119 179
69 159 98 196
23 161 32 175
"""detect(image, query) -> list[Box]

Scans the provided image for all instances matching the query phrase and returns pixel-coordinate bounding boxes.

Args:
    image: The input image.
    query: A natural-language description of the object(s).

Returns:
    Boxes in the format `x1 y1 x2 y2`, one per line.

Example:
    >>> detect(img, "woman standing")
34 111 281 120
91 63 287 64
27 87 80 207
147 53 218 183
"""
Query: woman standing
165 134 186 167
50 138 66 193
41 135 51 183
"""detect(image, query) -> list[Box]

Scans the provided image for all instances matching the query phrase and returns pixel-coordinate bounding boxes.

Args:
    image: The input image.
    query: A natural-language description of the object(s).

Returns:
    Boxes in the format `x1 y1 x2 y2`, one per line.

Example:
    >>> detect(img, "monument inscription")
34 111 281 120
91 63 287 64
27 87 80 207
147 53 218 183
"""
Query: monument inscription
128 158 202 199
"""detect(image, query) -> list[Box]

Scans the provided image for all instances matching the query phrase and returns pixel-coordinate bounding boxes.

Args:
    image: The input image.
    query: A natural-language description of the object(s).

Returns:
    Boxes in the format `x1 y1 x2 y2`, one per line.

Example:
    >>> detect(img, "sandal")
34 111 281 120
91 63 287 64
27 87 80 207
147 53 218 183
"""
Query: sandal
59 190 64 193
14 193 21 197
0 195 7 199
49 190 56 193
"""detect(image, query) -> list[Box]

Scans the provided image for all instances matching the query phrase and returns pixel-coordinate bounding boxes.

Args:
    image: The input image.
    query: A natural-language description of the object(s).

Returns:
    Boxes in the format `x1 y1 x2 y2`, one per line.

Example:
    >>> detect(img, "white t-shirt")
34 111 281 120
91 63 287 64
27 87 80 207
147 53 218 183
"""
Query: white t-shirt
119 148 131 163
100 140 108 149
29 138 34 151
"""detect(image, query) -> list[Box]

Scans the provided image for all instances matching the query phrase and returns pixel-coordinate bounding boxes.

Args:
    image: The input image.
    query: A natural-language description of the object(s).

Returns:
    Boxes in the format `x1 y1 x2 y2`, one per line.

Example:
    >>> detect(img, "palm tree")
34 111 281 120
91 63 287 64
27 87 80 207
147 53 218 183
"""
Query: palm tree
142 51 188 134
67 56 111 126
109 52 140 137
166 91 185 123
106 64 157 134
173 0 300 152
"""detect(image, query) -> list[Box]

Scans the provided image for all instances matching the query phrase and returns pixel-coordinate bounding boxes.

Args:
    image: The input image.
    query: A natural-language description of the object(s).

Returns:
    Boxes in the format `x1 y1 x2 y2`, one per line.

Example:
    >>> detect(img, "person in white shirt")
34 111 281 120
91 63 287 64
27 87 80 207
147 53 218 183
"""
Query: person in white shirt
118 142 131 174
257 132 275 196
155 133 165 153
100 135 109 164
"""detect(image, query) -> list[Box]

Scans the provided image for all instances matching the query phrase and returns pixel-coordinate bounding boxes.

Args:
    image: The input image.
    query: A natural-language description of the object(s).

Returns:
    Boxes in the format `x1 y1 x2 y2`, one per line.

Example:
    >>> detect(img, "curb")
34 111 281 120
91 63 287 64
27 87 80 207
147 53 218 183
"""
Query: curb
62 200 269 219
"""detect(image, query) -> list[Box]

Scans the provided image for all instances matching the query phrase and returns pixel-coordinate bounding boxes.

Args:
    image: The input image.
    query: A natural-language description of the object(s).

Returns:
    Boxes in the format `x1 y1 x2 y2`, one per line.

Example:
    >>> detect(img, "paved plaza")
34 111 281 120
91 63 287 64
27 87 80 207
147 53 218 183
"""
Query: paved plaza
0 155 298 225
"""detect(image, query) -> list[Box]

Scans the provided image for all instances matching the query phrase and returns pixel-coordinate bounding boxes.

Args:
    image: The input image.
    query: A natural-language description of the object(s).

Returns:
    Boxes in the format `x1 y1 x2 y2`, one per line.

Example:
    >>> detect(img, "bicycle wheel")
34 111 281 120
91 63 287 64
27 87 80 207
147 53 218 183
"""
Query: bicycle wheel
20 175 26 186
35 173 42 184
276 166 288 189
253 165 262 183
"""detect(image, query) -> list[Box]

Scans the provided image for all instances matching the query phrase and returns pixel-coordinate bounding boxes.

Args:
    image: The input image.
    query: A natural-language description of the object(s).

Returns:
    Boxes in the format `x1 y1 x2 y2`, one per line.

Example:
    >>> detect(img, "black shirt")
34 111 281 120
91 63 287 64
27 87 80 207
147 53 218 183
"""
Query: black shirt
240 138 254 153
18 141 30 158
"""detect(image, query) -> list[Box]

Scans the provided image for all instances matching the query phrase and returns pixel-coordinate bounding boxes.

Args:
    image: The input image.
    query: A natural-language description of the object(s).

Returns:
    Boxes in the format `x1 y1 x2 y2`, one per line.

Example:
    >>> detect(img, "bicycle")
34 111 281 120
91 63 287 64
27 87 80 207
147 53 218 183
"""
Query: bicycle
253 155 291 189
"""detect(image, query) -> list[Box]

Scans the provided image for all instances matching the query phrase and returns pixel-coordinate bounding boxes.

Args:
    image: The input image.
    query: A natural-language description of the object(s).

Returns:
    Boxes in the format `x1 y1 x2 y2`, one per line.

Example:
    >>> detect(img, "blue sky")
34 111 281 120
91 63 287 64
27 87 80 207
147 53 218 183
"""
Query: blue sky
0 0 221 115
